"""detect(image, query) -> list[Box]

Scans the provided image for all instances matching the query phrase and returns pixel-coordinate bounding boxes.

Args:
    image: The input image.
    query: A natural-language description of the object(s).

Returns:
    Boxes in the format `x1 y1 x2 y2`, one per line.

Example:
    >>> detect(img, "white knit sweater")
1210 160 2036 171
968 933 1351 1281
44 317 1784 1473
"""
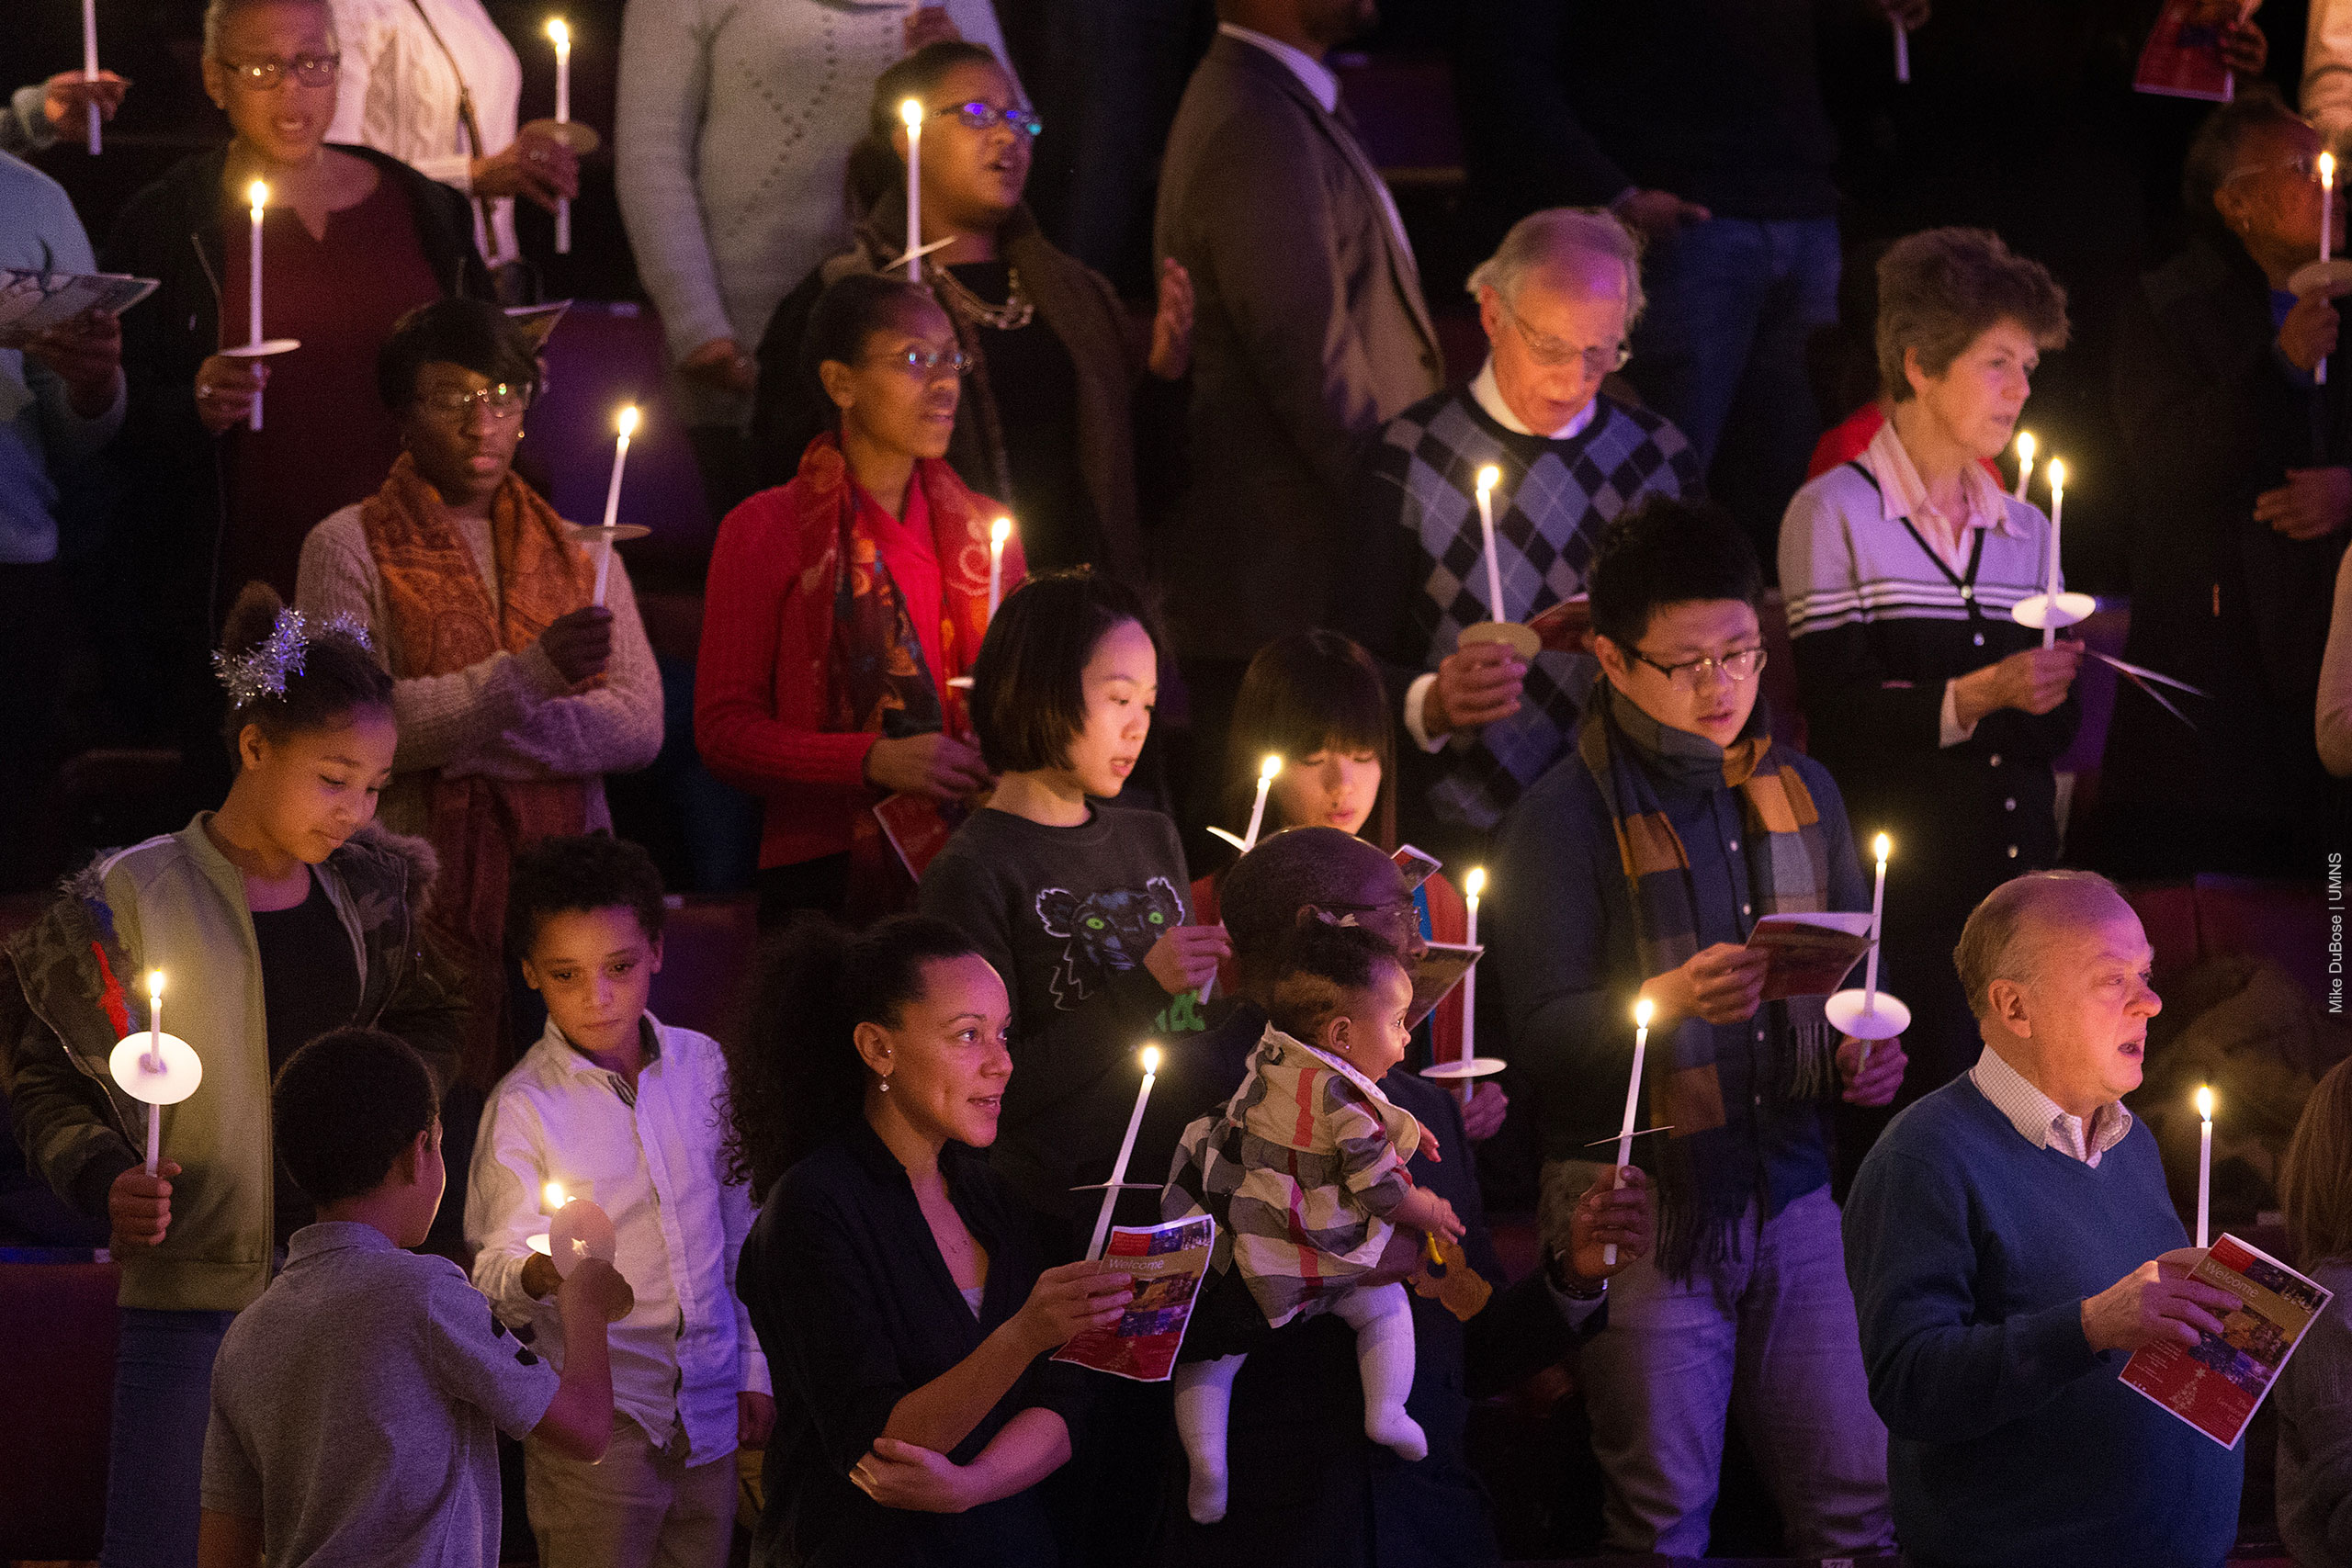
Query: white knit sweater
614 0 1021 426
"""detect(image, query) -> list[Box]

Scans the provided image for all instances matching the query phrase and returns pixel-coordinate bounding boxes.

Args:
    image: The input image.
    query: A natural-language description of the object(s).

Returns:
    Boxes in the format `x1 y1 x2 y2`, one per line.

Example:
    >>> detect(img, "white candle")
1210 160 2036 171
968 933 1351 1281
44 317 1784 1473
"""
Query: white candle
2011 430 2036 502
548 19 572 254
901 98 924 279
1087 1044 1160 1261
82 0 102 153
143 971 164 1174
1475 465 1505 624
2322 152 2335 387
1863 833 1890 1005
1894 17 1910 83
1605 998 1653 1267
989 516 1010 617
1241 753 1282 852
2042 457 2064 649
594 405 638 606
543 1179 566 1215
248 180 267 431
2195 1085 2214 1249
1457 867 1485 1107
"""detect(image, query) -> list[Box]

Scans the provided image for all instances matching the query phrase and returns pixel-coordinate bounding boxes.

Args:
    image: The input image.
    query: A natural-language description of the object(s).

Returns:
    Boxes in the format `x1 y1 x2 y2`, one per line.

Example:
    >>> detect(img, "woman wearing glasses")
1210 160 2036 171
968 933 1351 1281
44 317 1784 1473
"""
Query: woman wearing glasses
293 298 661 1082
698 274 1025 925
1339 207 1702 871
103 0 488 791
1778 226 2075 1102
751 39 1192 585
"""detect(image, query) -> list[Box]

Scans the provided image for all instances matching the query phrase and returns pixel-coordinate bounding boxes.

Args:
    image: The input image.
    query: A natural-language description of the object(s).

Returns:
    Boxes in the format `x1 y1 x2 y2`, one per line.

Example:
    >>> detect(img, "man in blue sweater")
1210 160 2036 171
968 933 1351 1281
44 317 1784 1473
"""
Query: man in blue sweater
1844 870 2247 1567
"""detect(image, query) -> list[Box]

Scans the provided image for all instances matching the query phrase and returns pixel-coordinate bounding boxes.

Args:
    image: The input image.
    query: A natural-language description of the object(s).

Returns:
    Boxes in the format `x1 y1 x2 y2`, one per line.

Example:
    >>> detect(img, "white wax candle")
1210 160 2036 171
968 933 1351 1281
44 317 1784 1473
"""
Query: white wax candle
1087 1045 1160 1261
548 19 572 254
2196 1086 2214 1249
1475 466 1504 624
901 99 924 280
2323 152 2335 386
2042 458 2064 649
989 516 1010 617
248 181 267 431
1863 834 1889 1005
1241 754 1281 852
1457 867 1485 1107
594 405 638 606
2011 431 2035 502
144 970 164 1174
1894 18 1910 83
83 0 102 153
1605 998 1653 1266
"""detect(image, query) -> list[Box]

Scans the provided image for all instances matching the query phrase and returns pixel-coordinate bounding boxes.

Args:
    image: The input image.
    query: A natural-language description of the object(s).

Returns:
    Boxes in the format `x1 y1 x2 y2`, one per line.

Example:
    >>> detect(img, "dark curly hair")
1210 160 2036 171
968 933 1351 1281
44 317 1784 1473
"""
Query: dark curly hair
273 1027 439 1206
216 581 392 759
504 833 668 963
722 912 982 1199
1266 919 1408 1044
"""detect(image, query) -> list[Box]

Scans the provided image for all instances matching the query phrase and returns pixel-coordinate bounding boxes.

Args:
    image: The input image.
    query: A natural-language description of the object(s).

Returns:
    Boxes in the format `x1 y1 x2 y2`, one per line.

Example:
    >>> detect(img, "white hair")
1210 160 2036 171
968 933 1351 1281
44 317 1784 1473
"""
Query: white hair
1465 208 1646 327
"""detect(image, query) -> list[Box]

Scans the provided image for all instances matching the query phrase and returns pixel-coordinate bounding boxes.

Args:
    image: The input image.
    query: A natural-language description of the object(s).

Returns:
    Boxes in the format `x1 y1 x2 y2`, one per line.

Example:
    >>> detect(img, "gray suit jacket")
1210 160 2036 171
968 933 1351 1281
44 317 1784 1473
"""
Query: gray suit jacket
1153 34 1444 661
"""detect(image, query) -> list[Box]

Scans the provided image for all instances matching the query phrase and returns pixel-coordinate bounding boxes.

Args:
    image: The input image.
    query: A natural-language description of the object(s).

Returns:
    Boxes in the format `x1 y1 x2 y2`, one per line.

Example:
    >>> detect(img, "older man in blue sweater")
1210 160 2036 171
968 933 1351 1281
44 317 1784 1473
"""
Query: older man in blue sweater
1844 870 2246 1567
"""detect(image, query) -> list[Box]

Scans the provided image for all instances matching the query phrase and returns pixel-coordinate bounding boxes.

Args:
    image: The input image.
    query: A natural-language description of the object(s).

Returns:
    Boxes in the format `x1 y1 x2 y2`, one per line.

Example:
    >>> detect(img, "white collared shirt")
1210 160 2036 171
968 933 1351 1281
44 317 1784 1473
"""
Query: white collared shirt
1216 21 1416 271
468 1012 770 1463
1470 357 1598 442
1970 1044 2135 1168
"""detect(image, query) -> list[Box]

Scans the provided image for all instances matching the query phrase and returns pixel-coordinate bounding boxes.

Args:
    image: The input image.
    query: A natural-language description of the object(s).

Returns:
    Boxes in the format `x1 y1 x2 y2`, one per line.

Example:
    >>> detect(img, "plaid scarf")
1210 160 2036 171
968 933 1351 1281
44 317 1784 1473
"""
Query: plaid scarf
1578 686 1838 1277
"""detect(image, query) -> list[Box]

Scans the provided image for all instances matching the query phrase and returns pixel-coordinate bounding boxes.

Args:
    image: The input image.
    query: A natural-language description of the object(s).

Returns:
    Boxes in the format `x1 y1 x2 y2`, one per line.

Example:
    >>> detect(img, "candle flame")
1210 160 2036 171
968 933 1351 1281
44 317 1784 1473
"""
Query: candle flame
1141 1044 1161 1075
1873 832 1892 863
616 405 639 439
1464 865 1487 900
2325 151 2337 190
149 970 164 1001
2047 457 2065 492
900 97 924 130
247 179 268 214
1476 464 1500 496
1634 998 1654 1030
545 17 569 47
1260 753 1283 782
2015 430 2035 466
544 1180 566 1210
2196 1085 2215 1122
991 516 1011 547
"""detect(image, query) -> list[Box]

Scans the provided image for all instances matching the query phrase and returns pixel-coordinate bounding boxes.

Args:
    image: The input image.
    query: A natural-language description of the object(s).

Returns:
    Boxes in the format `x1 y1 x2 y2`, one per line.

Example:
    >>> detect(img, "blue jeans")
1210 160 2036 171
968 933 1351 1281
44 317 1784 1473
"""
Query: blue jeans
102 1307 237 1568
1625 215 1841 547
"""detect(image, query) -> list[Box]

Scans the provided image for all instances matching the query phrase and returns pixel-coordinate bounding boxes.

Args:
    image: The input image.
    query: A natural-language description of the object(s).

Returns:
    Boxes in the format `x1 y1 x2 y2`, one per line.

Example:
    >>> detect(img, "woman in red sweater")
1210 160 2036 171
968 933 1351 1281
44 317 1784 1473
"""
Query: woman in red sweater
1191 631 1503 1136
696 274 1026 923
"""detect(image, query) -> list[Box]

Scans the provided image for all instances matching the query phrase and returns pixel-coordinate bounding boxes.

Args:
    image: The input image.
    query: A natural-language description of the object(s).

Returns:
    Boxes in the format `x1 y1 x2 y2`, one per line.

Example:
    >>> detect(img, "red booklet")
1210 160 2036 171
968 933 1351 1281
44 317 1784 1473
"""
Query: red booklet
2132 0 2250 103
1051 1215 1217 1382
872 794 971 883
1744 912 1872 1001
2121 1234 2333 1449
1526 595 1593 654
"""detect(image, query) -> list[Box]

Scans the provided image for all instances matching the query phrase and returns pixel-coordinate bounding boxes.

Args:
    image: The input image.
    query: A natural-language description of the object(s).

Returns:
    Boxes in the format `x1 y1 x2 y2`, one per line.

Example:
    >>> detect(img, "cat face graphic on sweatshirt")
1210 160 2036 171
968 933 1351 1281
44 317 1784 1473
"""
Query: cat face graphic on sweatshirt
1035 877 1185 1009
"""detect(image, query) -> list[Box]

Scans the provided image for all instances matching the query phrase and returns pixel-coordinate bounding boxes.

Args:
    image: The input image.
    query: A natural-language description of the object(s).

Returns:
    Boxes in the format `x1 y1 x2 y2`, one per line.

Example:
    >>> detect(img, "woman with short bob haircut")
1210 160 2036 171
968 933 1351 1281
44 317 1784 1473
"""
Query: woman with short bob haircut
1778 227 2078 1101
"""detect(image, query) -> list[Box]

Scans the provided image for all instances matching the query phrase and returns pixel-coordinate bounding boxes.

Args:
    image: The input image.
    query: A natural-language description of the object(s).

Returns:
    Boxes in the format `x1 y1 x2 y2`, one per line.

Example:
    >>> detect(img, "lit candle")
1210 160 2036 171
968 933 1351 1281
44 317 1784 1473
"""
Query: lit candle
543 1179 566 1214
1894 17 1910 83
1241 753 1282 852
547 18 572 254
1605 998 1653 1267
593 405 638 607
1857 833 1891 1075
2011 430 2036 502
2195 1085 2215 1249
143 971 164 1174
2041 457 2064 649
989 515 1011 617
1087 1044 1160 1261
901 98 925 279
1475 465 1505 625
82 0 102 153
248 180 267 432
2322 152 2336 387
1455 867 1485 1106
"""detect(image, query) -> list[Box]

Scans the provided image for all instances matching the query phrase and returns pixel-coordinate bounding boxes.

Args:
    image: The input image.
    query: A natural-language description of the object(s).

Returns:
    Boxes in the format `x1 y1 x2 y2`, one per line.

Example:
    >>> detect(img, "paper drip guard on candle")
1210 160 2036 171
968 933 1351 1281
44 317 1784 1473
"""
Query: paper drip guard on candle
219 339 300 359
2010 591 2096 635
521 118 601 155
2289 258 2352 299
108 1031 203 1113
548 1198 635 1320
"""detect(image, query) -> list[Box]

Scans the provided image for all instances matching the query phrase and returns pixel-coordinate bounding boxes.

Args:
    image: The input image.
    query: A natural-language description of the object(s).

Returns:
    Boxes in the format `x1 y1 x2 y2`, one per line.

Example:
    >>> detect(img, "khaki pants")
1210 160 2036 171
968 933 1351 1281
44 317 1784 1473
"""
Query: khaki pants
525 1415 737 1568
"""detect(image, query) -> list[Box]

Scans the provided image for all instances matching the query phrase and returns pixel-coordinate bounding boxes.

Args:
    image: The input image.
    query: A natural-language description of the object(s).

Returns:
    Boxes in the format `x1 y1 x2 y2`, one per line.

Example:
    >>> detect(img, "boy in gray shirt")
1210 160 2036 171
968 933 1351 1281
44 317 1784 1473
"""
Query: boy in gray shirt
198 1029 628 1568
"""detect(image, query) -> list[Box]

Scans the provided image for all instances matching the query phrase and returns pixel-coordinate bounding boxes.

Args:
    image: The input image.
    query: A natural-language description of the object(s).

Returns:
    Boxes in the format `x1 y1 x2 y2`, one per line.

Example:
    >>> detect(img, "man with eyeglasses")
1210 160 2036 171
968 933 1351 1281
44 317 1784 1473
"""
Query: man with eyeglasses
1341 207 1702 867
1491 495 1901 1558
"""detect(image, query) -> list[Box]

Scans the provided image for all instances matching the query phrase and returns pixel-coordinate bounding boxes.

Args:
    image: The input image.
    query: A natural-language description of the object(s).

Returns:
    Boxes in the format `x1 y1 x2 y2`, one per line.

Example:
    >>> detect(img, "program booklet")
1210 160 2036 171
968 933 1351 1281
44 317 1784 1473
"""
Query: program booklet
2121 1233 2333 1449
0 268 157 346
1745 912 1873 1001
872 793 972 883
2132 0 2254 102
1052 1215 1216 1383
1407 942 1480 1032
1526 594 1593 654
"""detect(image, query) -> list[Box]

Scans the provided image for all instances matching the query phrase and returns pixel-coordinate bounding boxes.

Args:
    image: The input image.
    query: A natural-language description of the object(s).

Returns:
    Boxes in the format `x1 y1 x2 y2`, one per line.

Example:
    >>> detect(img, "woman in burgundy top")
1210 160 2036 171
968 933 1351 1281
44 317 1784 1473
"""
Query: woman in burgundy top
696 274 1028 925
104 0 485 789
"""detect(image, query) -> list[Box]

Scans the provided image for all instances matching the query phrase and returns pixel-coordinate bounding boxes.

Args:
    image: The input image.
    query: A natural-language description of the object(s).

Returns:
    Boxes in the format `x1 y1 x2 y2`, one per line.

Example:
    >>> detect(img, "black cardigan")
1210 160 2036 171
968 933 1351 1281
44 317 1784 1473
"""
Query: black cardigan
98 143 489 632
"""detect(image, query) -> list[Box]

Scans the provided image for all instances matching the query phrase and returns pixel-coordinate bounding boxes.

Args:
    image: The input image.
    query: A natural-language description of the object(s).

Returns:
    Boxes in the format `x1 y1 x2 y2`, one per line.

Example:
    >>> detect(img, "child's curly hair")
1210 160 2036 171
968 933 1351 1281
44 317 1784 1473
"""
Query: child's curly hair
1267 919 1408 1044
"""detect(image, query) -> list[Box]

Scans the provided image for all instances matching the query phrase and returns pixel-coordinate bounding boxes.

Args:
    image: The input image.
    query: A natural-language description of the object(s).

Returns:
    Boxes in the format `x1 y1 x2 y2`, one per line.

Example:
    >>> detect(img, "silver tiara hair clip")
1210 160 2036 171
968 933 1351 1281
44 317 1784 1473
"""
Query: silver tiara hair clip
211 607 376 705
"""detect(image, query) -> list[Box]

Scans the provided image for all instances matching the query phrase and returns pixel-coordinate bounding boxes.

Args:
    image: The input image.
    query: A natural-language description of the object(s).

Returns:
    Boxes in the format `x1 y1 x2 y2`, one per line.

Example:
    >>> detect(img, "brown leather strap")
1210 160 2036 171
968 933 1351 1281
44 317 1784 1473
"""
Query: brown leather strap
401 0 498 248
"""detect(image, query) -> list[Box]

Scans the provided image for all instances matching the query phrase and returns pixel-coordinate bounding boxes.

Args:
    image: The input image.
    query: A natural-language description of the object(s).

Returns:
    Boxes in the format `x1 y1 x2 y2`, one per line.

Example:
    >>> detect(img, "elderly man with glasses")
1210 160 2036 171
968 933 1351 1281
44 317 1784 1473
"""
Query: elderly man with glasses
1340 208 1702 864
1490 493 1902 1559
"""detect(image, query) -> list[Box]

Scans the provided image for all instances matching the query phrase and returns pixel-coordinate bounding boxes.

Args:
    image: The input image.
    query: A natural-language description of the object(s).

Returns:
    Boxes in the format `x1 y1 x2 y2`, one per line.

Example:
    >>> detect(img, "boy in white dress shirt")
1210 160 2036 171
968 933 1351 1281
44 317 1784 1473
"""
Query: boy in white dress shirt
467 833 773 1568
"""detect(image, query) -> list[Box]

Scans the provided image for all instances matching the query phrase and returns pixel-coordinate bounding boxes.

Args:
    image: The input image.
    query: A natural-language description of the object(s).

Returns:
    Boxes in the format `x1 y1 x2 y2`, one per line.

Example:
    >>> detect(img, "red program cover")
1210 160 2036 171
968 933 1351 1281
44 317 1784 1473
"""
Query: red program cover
2132 0 2242 102
1745 913 1872 1001
872 793 970 883
1052 1215 1217 1382
2120 1233 2333 1449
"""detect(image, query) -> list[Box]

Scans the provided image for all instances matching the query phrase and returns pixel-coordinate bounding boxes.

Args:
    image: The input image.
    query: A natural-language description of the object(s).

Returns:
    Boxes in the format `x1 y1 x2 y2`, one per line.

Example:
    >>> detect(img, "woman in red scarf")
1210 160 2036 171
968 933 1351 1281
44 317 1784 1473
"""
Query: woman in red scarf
698 275 1026 924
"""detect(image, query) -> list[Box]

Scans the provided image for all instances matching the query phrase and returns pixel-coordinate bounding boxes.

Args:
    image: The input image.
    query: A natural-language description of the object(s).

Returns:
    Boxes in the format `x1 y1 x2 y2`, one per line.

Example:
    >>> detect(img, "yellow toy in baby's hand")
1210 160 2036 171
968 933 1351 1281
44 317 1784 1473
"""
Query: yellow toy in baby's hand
1412 1231 1493 1322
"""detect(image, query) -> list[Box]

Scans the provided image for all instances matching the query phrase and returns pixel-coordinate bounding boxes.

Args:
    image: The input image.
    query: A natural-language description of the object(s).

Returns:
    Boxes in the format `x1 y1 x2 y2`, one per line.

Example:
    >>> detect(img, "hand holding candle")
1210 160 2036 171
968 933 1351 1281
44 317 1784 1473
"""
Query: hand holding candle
901 98 925 278
108 968 201 1182
2195 1085 2215 1249
594 405 639 606
1605 998 1653 1267
1086 1044 1161 1261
